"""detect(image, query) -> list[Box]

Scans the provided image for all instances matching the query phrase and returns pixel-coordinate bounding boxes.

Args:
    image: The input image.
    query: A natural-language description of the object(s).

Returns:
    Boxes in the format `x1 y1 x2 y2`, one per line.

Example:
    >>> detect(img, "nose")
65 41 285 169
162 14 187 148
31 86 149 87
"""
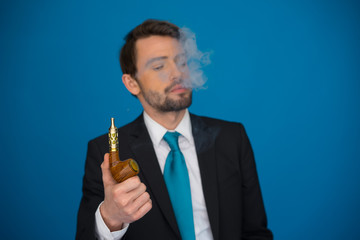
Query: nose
170 62 182 82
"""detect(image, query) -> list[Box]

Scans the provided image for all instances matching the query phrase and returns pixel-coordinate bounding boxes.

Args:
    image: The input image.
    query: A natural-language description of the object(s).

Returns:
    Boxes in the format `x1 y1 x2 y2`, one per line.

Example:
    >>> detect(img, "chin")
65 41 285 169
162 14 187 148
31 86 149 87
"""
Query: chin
161 93 192 112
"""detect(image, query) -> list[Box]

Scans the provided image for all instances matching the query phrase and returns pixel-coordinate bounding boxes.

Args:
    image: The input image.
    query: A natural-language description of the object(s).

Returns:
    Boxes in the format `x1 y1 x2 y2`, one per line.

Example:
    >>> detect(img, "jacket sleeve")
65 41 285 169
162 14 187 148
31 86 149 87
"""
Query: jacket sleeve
76 139 105 240
238 123 273 240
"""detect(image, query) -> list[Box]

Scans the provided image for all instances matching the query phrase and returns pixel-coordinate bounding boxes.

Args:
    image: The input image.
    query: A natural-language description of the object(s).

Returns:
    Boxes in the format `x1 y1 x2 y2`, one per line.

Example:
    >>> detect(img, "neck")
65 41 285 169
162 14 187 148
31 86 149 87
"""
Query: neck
144 108 186 130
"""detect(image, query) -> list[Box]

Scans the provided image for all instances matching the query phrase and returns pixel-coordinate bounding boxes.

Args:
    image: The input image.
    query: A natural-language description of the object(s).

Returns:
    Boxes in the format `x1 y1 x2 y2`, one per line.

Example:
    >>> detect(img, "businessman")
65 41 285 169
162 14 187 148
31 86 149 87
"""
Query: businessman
76 19 273 240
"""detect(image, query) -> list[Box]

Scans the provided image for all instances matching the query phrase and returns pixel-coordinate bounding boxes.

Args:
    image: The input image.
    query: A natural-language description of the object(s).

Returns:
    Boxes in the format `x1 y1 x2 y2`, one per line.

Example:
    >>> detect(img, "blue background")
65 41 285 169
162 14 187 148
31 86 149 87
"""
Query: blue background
1 0 359 239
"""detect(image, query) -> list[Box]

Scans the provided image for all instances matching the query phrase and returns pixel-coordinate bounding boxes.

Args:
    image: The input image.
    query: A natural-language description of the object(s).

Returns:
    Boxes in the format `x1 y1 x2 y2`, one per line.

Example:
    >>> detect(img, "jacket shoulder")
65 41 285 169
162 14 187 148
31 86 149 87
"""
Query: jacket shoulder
191 113 246 130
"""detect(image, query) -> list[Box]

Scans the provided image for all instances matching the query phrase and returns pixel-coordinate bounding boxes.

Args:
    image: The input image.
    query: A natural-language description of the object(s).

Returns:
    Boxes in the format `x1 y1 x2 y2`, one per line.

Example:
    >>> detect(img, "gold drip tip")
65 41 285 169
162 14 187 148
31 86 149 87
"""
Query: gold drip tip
111 117 116 129
108 117 118 152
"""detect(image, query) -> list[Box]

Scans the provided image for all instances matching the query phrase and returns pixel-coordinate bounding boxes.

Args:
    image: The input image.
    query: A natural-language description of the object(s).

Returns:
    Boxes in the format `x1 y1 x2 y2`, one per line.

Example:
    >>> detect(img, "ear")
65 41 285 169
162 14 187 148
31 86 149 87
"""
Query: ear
122 74 140 96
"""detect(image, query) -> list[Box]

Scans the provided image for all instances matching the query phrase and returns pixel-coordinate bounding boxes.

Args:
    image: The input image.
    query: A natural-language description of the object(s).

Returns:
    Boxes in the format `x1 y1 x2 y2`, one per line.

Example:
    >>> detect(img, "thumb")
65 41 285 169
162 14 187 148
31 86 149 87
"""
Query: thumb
101 153 117 187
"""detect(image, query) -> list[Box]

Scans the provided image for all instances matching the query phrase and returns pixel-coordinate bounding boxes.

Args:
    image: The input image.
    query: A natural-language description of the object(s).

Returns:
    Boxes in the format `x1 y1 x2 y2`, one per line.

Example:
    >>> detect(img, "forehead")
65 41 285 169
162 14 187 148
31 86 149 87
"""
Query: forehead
135 36 183 65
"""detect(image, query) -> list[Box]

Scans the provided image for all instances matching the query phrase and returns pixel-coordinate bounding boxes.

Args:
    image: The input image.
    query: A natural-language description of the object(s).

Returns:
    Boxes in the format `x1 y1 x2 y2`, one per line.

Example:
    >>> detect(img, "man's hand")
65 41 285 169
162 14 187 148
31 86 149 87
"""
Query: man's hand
100 153 152 232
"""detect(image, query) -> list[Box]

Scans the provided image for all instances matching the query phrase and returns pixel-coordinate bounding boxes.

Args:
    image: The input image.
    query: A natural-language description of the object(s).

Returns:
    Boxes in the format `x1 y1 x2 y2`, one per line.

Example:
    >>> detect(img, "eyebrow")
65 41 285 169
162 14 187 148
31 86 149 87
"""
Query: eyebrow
174 53 186 62
145 56 168 68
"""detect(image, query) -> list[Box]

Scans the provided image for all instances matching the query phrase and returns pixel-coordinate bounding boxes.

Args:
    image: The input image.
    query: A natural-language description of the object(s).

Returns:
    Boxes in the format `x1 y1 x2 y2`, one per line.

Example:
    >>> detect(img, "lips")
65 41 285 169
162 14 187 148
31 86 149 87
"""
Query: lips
170 84 189 93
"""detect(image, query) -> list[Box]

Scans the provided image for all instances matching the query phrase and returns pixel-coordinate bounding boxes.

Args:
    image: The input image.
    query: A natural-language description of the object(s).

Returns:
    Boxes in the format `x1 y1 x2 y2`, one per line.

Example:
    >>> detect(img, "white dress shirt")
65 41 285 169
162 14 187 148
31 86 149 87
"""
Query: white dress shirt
95 110 213 240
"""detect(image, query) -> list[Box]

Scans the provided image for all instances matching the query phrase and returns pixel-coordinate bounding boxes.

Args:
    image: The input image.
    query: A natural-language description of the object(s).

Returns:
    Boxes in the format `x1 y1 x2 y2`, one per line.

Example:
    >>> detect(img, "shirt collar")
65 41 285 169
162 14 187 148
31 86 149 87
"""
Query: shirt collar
143 109 193 147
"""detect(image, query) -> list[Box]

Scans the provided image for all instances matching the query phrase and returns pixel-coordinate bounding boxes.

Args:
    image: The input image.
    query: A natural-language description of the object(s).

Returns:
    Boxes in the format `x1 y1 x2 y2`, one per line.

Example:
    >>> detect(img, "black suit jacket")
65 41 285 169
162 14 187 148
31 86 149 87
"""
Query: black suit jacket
76 113 273 239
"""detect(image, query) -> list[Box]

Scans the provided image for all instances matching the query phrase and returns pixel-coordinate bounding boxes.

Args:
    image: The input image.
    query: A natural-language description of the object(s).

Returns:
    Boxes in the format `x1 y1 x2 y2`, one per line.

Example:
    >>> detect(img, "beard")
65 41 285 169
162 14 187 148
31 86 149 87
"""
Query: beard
140 83 192 112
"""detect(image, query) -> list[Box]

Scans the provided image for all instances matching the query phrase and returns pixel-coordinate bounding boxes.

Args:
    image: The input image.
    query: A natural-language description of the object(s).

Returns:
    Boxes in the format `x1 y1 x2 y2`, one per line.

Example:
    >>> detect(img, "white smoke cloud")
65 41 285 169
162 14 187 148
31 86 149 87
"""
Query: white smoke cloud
179 27 211 90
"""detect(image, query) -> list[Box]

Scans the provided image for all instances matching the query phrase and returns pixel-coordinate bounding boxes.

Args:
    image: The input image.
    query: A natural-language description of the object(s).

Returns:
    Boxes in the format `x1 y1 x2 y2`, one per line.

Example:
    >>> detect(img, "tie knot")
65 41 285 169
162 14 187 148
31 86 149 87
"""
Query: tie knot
163 131 181 151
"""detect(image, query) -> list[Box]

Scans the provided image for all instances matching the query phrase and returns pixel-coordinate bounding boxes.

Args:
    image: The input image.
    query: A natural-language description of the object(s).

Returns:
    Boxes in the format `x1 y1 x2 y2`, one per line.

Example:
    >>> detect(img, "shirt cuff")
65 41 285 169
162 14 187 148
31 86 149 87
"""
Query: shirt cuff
94 201 129 240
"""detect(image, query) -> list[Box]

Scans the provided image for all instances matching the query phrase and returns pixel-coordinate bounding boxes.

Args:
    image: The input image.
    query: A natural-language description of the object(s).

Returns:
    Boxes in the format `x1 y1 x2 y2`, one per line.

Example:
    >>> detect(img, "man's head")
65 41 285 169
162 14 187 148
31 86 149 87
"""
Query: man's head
120 19 192 113
120 19 180 79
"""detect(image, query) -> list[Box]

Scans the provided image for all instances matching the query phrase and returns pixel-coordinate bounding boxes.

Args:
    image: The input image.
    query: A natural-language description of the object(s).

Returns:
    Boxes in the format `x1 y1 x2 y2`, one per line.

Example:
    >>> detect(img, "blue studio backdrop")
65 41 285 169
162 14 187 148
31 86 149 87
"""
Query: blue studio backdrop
1 0 359 239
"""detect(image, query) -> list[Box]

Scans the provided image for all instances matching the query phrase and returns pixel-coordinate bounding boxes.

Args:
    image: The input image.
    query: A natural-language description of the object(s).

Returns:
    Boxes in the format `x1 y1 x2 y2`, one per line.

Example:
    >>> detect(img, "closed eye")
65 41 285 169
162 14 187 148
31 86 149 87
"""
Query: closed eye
153 65 164 71
176 60 187 69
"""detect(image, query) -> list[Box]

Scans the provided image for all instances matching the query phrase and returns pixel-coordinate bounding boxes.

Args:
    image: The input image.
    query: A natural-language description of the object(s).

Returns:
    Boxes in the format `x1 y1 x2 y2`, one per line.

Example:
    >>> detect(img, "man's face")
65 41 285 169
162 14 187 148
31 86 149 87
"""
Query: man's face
134 35 192 112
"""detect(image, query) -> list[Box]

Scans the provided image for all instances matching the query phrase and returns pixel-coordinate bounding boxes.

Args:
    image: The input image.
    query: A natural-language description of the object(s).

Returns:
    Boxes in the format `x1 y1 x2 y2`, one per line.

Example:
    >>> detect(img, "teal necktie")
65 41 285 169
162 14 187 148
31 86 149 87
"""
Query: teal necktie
163 131 195 240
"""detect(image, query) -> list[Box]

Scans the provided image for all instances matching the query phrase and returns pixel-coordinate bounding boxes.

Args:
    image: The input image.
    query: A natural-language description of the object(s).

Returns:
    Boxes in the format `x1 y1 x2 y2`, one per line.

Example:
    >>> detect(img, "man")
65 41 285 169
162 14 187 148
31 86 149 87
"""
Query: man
76 19 273 240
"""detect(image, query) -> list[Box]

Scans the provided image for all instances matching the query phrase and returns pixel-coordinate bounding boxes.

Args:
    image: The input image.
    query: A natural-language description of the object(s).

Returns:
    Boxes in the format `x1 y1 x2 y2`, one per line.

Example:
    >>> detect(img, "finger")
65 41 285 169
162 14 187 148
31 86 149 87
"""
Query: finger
132 199 152 221
118 176 142 193
123 198 152 224
127 182 147 202
115 183 147 208
133 191 151 208
101 153 117 187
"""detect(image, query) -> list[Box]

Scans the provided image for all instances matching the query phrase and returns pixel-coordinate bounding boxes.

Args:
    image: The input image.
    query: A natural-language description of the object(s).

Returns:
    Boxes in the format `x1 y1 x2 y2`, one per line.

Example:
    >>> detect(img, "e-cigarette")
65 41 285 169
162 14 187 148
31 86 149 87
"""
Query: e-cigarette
108 118 139 182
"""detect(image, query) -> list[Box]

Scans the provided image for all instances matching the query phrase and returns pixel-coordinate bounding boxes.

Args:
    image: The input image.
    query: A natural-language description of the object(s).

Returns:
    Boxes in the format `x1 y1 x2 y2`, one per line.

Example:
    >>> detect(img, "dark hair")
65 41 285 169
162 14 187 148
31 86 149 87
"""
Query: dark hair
119 19 180 78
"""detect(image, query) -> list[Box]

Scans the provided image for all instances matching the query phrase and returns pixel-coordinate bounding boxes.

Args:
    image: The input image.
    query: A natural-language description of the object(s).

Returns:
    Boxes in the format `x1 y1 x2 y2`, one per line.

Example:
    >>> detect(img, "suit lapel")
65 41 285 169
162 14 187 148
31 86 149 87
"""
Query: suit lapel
126 115 181 239
191 114 220 240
